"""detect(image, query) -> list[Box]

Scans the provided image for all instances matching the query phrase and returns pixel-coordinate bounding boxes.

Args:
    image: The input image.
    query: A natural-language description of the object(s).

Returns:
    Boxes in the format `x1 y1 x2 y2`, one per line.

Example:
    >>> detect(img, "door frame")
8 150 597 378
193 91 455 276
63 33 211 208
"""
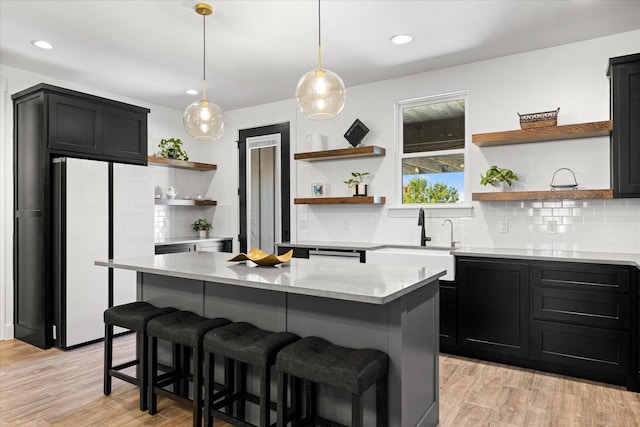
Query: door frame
238 122 290 253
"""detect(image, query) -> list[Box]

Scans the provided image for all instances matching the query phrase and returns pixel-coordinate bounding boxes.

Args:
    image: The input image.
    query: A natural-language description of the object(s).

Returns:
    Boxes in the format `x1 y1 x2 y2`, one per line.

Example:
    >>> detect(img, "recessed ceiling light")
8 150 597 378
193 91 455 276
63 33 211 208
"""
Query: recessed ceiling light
185 89 198 95
31 40 54 50
389 34 412 45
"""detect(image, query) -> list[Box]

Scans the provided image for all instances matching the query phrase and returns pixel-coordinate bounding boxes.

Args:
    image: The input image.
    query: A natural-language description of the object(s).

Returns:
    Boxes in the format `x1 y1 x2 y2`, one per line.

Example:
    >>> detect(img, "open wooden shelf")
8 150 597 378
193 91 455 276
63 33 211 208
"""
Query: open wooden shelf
294 196 386 205
472 189 613 201
472 121 612 147
294 146 386 161
154 199 217 206
148 156 217 171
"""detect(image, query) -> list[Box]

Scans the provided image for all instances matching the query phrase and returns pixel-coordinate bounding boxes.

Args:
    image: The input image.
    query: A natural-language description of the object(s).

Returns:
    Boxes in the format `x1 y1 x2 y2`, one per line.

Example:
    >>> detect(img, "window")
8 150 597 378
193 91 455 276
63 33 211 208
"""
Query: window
398 93 467 204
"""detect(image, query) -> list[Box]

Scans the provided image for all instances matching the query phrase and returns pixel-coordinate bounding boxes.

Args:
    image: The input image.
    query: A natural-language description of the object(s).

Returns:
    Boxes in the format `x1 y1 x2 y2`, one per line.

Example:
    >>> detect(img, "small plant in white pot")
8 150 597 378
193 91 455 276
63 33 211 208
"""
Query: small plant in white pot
480 166 518 190
192 218 212 238
343 172 370 196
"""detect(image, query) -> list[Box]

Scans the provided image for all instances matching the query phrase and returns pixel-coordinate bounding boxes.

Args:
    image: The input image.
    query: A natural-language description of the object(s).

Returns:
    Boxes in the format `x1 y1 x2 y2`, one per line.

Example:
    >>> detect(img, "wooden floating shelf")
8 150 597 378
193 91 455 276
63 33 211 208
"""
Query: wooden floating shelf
472 189 613 202
155 199 217 206
148 156 217 171
294 146 386 161
472 120 612 147
294 196 386 205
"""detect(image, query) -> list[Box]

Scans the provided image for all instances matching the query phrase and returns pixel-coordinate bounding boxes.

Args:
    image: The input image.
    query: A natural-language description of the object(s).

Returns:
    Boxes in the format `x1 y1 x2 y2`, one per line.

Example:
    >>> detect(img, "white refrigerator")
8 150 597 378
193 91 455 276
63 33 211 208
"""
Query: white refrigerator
52 157 153 349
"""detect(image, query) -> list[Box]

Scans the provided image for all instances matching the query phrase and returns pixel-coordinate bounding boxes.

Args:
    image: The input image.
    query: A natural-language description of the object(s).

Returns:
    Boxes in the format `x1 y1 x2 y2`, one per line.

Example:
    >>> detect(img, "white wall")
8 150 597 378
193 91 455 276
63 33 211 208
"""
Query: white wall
216 30 640 252
1 30 639 340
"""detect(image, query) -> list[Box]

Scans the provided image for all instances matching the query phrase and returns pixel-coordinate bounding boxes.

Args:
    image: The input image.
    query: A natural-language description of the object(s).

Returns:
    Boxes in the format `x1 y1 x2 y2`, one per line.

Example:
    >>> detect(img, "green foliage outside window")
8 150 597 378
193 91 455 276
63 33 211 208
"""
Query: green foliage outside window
403 177 459 204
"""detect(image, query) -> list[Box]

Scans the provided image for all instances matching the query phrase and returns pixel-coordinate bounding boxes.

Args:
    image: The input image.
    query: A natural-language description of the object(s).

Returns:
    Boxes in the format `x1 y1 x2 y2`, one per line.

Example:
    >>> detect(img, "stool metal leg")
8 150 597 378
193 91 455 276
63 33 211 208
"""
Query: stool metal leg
237 362 247 419
148 335 158 415
259 367 270 427
203 351 214 427
193 348 204 427
277 371 287 427
376 375 388 427
224 358 234 416
104 323 113 396
139 332 149 411
292 377 302 425
305 381 315 423
352 393 363 427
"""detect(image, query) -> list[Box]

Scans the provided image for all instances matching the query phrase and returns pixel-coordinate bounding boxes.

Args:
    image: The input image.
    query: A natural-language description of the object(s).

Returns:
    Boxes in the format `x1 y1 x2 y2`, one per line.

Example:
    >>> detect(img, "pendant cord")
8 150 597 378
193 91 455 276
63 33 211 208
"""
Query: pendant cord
202 12 207 100
317 0 322 71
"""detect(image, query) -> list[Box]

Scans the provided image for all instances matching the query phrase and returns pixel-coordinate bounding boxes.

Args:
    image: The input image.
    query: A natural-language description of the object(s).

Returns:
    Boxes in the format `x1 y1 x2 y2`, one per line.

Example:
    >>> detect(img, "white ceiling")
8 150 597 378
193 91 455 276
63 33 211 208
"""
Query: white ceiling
1 0 639 112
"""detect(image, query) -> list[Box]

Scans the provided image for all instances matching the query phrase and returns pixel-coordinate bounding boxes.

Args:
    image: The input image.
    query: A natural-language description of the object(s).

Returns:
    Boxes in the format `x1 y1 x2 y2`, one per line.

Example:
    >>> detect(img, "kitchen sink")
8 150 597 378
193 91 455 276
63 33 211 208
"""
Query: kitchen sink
366 245 455 280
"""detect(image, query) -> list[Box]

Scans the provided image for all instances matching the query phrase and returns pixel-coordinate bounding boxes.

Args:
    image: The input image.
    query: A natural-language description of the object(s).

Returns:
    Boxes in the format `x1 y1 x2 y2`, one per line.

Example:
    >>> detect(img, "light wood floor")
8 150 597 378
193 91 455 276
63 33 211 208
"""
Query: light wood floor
1 335 639 426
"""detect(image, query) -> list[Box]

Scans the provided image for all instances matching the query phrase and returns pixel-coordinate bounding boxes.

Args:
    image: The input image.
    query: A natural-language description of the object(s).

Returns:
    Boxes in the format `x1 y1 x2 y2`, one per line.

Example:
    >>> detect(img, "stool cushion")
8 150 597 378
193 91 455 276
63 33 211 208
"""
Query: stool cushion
104 302 177 333
203 322 299 369
147 310 230 348
276 336 388 395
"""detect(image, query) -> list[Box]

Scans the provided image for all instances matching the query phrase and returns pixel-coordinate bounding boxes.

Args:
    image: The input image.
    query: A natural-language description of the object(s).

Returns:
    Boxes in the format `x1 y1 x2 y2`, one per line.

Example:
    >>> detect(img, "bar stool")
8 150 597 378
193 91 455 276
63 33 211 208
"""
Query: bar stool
202 322 299 427
147 310 230 427
276 336 389 427
103 301 177 411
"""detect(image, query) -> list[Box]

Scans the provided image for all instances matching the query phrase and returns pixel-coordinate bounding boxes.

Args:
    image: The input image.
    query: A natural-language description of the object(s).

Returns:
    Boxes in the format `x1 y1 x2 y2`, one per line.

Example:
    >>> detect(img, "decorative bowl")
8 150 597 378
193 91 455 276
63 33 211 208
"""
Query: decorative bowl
227 247 293 267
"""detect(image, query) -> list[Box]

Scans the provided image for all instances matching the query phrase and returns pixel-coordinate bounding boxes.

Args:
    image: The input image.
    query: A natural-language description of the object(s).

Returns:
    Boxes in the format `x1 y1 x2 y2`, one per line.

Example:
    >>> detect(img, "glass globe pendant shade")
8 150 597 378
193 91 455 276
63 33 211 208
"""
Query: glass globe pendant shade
295 68 346 120
183 98 225 141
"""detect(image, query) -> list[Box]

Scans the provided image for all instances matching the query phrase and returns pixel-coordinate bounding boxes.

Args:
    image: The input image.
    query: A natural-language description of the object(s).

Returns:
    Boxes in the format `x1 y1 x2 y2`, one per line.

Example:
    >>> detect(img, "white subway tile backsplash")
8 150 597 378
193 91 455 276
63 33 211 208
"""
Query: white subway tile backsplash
300 197 640 255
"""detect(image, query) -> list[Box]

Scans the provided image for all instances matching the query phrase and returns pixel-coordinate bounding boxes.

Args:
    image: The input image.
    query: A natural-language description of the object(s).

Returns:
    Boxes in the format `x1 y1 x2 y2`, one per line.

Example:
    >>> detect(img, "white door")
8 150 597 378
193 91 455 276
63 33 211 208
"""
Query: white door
246 134 281 253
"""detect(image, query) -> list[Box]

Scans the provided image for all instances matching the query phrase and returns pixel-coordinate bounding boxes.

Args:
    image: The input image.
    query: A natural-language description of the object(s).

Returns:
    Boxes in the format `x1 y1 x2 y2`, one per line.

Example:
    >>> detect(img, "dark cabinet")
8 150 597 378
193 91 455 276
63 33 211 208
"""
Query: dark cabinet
155 244 194 254
531 263 632 380
13 91 51 349
155 239 232 255
276 245 310 259
457 258 529 359
12 84 149 349
609 53 640 197
452 256 637 390
40 84 148 165
439 281 457 350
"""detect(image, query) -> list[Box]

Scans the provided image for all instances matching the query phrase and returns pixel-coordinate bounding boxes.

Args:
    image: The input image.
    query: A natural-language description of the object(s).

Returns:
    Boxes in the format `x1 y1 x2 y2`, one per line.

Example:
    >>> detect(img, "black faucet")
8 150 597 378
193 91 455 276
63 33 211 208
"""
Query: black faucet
418 208 431 246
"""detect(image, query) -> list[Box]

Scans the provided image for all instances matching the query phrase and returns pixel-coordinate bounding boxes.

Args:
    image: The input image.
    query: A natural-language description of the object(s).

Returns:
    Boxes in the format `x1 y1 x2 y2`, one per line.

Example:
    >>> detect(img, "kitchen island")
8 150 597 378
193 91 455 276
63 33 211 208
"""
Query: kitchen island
96 251 444 427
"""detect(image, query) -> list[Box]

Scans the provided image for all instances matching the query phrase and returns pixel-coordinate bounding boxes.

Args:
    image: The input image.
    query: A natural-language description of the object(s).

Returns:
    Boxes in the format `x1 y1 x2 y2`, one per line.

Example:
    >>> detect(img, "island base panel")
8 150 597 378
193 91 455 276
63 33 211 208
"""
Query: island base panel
137 272 439 427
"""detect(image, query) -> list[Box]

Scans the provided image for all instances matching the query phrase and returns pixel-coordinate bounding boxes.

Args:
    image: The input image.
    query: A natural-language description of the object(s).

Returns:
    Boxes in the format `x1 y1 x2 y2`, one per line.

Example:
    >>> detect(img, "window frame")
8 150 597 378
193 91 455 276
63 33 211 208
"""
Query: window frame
395 90 470 207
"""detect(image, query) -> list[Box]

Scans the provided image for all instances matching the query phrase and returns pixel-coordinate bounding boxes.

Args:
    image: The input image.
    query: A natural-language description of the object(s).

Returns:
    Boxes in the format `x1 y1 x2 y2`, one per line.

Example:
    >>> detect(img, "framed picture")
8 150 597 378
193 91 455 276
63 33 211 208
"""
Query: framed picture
311 182 326 198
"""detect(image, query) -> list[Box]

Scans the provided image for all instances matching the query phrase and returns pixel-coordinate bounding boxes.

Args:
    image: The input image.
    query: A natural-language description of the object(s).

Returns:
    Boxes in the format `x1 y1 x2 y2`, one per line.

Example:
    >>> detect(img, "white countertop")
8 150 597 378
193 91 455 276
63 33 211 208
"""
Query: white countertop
96 251 444 305
454 247 640 268
279 241 640 269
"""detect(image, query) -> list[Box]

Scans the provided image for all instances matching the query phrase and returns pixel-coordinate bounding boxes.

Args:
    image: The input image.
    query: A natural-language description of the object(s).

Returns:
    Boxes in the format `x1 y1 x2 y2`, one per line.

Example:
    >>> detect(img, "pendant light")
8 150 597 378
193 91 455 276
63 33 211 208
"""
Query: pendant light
183 3 225 140
295 0 346 120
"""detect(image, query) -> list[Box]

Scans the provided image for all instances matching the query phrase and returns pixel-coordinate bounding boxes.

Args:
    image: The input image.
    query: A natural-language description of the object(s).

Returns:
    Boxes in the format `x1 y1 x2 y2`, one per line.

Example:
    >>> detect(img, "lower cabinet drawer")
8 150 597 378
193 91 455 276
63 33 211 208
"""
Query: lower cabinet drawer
532 320 629 374
532 287 629 330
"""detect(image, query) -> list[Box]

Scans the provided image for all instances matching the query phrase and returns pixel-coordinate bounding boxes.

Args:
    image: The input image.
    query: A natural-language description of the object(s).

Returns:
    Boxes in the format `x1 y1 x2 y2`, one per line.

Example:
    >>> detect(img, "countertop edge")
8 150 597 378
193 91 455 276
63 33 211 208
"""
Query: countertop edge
95 259 444 305
453 248 640 269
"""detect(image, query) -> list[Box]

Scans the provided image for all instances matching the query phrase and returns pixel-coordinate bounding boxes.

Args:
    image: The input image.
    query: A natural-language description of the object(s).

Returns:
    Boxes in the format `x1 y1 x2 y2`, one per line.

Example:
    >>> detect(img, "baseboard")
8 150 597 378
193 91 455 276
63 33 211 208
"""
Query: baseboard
3 323 14 340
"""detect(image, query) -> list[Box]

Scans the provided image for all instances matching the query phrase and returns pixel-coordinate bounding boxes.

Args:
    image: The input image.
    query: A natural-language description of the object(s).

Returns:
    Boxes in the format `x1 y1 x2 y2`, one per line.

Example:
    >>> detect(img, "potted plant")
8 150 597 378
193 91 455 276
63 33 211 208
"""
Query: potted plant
480 166 518 189
192 218 212 238
158 138 189 161
343 172 370 196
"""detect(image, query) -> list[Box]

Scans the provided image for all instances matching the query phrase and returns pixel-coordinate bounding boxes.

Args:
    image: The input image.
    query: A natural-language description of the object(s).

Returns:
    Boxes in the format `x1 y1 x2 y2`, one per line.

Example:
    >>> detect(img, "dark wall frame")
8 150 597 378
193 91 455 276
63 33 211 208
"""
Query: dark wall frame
238 122 291 253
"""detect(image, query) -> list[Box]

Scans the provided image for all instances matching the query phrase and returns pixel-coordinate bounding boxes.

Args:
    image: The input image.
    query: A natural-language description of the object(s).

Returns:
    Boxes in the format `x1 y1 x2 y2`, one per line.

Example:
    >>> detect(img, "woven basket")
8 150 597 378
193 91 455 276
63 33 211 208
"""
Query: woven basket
518 107 559 130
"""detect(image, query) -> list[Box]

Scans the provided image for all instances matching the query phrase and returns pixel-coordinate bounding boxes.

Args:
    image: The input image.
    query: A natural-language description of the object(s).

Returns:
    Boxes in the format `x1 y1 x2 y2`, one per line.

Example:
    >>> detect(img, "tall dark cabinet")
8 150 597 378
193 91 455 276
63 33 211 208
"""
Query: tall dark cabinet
609 53 640 198
12 84 149 349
